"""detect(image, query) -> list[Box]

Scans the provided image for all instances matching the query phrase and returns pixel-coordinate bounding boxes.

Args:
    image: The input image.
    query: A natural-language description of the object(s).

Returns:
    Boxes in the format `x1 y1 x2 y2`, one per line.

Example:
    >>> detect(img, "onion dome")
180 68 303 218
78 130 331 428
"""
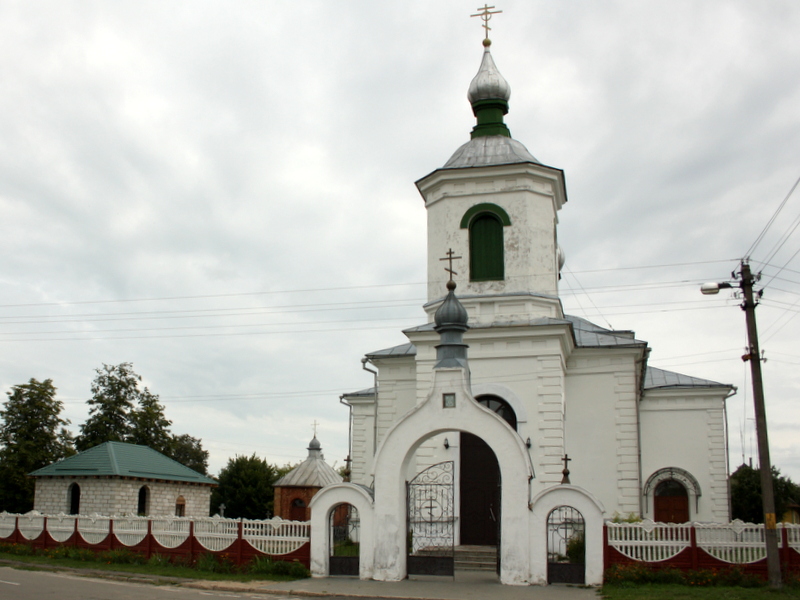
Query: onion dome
467 40 511 140
433 281 470 370
434 280 469 330
468 40 511 104
443 40 539 168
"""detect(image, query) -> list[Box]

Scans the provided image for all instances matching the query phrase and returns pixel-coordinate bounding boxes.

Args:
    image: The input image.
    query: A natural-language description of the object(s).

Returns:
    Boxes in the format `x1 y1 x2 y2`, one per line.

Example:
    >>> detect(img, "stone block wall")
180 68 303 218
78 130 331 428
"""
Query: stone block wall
33 477 212 517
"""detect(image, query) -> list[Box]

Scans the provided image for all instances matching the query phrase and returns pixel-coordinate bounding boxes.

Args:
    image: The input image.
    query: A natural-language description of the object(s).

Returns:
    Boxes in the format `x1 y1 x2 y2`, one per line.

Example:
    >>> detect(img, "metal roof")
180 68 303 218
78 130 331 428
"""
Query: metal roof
443 136 539 169
274 437 343 488
565 315 648 348
398 314 646 348
358 317 729 393
30 441 216 485
342 387 376 397
366 342 416 359
644 366 731 390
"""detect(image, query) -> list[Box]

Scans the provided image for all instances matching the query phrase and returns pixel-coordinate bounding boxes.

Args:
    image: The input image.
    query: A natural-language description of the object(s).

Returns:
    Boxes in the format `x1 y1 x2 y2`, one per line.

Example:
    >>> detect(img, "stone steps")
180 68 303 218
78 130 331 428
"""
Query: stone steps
454 545 496 571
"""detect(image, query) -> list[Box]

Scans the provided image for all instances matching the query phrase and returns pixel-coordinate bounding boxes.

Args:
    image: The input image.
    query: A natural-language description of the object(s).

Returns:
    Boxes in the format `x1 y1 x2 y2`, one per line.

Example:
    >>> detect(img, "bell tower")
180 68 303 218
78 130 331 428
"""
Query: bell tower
416 37 567 326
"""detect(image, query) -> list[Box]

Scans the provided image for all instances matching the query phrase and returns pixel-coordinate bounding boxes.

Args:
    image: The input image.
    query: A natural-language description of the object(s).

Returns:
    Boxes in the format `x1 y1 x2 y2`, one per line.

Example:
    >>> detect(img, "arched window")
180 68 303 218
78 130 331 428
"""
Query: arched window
461 203 511 282
477 394 517 430
137 486 150 516
68 482 81 515
175 495 186 517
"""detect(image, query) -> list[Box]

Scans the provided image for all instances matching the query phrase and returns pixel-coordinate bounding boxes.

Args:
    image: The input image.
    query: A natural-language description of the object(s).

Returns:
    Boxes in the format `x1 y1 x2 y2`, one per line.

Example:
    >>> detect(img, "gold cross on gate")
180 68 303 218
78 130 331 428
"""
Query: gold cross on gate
439 248 462 282
471 4 502 40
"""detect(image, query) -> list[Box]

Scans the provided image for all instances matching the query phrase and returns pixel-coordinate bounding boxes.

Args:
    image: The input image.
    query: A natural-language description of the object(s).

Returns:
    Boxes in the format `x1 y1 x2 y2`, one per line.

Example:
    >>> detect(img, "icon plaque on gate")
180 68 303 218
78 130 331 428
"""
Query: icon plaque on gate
443 393 456 408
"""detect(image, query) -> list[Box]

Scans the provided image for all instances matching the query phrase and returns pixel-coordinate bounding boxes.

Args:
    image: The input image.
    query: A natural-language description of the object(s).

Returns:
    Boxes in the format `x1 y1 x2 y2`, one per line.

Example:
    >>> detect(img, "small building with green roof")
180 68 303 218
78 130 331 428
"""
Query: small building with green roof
30 441 217 517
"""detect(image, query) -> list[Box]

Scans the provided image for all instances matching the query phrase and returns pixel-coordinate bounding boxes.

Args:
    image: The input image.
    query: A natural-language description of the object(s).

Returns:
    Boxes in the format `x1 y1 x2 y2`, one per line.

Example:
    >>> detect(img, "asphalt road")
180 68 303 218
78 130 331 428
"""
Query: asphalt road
0 567 306 600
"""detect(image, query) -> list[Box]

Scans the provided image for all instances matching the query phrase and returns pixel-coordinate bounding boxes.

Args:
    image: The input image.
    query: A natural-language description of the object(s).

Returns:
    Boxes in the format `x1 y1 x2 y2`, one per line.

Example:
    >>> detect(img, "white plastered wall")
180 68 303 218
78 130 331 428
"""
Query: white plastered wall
564 349 644 519
640 388 730 523
418 163 566 321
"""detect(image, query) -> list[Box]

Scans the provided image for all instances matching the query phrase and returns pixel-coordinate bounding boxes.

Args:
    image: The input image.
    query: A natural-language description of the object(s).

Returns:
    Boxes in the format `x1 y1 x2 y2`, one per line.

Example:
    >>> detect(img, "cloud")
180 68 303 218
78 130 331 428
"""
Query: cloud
1 1 799 480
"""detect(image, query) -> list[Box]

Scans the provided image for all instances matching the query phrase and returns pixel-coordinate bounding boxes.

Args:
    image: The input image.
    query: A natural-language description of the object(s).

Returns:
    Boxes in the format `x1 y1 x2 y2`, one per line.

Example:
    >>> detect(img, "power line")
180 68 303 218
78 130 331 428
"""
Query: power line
568 258 738 274
745 173 800 261
0 262 737 313
0 281 428 309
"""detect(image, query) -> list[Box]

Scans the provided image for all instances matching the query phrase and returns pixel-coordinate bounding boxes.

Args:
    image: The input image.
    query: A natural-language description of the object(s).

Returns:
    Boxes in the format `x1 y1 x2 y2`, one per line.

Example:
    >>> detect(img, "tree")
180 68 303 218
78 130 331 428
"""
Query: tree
75 362 209 473
211 454 277 519
167 433 209 475
76 363 141 451
730 463 800 523
275 462 299 480
0 379 74 513
128 388 172 454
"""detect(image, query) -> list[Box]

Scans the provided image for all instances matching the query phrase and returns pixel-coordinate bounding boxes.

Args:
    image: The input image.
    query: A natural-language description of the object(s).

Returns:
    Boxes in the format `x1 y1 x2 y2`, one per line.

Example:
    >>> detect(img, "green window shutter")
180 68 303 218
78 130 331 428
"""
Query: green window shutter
470 214 504 281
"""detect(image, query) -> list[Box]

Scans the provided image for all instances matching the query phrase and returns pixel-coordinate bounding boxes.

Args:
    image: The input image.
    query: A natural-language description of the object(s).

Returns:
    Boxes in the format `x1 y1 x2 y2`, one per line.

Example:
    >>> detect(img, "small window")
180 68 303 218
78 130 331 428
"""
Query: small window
137 486 150 516
68 482 81 515
175 495 186 517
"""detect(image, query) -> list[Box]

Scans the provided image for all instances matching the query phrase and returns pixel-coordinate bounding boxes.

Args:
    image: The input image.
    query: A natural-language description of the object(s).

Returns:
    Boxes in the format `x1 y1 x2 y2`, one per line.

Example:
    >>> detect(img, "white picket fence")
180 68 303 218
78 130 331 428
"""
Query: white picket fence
0 511 310 556
606 519 800 565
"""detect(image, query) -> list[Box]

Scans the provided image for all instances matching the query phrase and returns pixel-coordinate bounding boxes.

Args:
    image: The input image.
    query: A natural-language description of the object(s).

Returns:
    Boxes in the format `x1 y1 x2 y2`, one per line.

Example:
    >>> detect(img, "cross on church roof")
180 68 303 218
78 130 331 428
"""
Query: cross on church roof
471 4 502 41
561 454 572 485
312 420 319 436
439 248 462 282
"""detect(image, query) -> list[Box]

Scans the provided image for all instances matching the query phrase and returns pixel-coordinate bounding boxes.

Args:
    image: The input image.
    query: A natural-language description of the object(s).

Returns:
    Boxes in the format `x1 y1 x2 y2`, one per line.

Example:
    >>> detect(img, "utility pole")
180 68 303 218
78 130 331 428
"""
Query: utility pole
702 261 781 588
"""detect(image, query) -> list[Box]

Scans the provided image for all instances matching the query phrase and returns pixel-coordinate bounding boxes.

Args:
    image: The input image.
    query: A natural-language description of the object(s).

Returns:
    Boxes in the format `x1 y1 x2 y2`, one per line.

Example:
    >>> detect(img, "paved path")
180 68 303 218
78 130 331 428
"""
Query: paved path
189 571 599 600
0 561 599 600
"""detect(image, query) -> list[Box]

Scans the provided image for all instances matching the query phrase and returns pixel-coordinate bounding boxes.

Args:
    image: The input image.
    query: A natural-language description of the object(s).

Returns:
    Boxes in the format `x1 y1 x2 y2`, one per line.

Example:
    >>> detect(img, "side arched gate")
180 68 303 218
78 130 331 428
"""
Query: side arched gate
329 503 360 576
407 461 455 576
547 505 585 584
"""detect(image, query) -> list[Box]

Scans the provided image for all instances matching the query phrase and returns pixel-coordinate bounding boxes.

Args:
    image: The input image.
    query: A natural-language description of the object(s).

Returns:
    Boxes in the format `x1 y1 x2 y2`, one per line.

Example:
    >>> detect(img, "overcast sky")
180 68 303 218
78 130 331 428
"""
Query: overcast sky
1 1 799 484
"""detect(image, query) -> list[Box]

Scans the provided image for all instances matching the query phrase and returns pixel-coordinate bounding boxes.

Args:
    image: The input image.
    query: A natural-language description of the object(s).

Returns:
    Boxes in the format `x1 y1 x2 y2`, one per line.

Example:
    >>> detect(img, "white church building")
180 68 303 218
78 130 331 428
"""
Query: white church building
309 34 734 586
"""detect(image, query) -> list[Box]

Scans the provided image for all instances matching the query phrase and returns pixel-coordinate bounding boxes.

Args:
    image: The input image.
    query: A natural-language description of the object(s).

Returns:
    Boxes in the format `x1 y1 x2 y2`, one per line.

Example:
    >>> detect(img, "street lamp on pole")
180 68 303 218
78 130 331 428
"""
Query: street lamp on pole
701 260 781 588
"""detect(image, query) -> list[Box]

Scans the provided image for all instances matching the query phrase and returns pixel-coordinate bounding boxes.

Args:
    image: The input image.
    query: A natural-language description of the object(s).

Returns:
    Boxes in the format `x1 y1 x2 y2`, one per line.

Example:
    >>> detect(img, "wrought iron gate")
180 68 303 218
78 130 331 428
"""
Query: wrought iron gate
407 461 455 576
329 504 360 576
547 505 585 584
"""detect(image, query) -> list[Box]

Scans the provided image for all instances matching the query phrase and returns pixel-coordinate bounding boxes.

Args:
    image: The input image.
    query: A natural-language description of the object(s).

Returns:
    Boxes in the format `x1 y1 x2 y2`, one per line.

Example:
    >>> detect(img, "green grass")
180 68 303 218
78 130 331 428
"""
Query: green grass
601 584 800 599
332 541 360 557
0 550 307 582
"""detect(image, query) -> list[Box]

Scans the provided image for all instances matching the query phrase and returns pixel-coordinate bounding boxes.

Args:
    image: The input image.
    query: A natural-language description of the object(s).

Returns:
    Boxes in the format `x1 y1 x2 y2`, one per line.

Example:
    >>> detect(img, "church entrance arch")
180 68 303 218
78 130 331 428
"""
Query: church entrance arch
329 503 360 576
460 396 515 550
547 505 586 584
407 460 455 576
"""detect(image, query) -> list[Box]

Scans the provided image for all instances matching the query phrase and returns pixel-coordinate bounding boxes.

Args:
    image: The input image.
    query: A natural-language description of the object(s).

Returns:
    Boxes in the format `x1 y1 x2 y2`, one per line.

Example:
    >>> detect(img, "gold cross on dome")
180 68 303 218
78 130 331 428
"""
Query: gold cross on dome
439 248 462 282
312 420 319 436
471 4 502 40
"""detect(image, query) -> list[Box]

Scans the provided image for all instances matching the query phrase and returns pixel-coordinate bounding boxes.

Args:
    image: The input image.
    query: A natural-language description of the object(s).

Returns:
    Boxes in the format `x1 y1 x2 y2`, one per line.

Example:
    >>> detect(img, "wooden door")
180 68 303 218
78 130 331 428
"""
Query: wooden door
654 480 689 523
